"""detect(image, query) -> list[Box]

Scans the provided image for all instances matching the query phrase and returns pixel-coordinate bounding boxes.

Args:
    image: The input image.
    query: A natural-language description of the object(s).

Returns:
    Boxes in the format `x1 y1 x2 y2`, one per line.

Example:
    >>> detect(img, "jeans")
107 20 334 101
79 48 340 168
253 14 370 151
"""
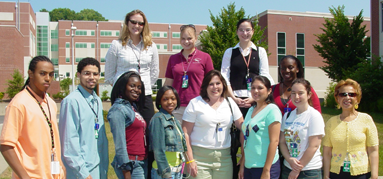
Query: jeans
244 159 280 179
150 165 183 179
114 158 148 179
281 164 321 179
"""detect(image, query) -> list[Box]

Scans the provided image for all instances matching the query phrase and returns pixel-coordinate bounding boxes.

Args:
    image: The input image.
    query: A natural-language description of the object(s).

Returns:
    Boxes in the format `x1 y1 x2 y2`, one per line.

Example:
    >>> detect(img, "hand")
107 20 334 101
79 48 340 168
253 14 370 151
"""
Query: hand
122 170 131 179
288 170 300 179
243 97 254 104
371 174 378 179
187 161 198 177
287 157 303 171
238 163 245 179
234 97 245 106
86 175 93 179
260 170 270 179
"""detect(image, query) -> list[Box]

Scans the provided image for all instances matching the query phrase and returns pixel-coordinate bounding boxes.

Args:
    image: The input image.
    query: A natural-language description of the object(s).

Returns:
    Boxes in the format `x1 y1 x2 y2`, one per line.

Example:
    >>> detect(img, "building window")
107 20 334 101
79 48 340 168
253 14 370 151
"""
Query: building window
101 72 105 77
100 31 112 36
172 32 180 38
101 43 111 48
296 33 305 66
382 3 383 31
75 43 87 48
51 58 58 65
91 43 95 48
153 32 160 37
51 44 58 51
91 31 95 36
37 26 48 56
54 70 59 79
66 72 70 77
156 44 160 49
164 44 167 49
116 31 120 36
51 30 58 39
66 42 70 48
101 58 106 62
164 32 167 37
172 44 182 50
277 32 286 62
76 58 82 62
75 30 87 36
66 58 70 63
66 30 70 36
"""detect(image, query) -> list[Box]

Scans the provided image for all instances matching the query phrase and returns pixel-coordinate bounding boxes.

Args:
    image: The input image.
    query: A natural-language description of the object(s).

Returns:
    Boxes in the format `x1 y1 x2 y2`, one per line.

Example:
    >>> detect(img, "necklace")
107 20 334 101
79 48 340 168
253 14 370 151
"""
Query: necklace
129 42 142 73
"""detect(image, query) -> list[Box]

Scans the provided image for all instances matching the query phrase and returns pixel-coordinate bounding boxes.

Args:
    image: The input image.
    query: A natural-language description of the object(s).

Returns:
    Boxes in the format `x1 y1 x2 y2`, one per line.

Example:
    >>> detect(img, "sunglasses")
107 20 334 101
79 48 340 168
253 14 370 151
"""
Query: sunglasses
338 93 357 97
180 24 196 31
129 19 144 26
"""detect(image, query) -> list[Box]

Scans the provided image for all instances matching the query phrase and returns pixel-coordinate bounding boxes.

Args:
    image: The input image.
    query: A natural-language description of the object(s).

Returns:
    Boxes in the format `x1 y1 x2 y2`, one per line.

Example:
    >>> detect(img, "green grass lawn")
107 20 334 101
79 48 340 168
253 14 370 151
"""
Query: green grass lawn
0 107 382 178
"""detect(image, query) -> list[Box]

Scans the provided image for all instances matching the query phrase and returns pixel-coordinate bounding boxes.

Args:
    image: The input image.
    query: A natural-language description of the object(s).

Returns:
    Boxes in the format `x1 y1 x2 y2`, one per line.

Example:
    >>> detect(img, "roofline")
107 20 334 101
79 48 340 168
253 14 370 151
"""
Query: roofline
258 10 370 21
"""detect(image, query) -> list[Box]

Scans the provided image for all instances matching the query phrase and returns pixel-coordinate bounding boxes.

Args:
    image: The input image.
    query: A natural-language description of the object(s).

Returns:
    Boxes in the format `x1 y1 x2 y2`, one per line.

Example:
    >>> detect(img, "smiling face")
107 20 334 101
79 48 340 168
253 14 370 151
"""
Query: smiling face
237 21 254 43
337 85 357 110
128 13 144 37
251 79 271 103
280 58 299 82
180 27 196 51
291 83 311 108
207 75 223 99
77 65 100 94
160 90 178 114
28 61 54 96
124 76 142 103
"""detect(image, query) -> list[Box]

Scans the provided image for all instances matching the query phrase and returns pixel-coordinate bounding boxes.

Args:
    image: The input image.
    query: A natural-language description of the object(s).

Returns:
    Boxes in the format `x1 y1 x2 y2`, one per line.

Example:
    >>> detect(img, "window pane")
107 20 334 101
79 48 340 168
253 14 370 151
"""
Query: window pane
297 34 304 48
297 49 305 55
278 48 285 54
278 55 285 62
277 33 285 47
297 56 305 66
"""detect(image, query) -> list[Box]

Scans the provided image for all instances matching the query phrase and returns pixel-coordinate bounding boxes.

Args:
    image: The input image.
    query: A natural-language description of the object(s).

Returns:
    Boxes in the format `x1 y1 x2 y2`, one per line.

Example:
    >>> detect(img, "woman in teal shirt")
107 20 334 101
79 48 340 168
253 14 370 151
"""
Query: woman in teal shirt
239 76 282 179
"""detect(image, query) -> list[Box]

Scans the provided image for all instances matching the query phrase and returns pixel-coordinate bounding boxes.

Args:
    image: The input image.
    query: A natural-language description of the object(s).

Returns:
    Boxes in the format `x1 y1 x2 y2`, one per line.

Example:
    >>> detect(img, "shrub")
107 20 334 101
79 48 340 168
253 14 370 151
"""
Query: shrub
0 92 4 101
101 90 110 101
52 92 67 100
6 69 24 99
323 82 337 108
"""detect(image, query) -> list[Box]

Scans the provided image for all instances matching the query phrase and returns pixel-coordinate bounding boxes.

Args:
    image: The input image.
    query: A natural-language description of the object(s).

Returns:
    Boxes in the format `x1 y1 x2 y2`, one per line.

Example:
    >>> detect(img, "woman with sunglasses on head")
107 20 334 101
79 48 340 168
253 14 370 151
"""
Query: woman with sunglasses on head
272 55 321 116
238 76 281 179
279 79 324 179
108 71 148 179
322 79 379 179
221 19 275 178
105 9 158 126
164 24 214 124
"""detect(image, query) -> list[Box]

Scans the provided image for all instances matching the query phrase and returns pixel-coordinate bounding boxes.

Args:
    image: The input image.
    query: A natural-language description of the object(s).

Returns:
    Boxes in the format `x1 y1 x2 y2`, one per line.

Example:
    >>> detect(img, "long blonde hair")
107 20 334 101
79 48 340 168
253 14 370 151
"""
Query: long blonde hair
119 10 152 50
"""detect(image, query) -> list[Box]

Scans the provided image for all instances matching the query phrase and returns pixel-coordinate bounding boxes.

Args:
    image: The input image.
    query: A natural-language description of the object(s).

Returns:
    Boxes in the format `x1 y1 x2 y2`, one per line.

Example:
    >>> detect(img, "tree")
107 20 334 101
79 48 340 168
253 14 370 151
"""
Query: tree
6 69 24 99
77 9 107 21
60 78 72 92
199 3 267 70
313 5 370 82
39 8 49 12
49 8 78 21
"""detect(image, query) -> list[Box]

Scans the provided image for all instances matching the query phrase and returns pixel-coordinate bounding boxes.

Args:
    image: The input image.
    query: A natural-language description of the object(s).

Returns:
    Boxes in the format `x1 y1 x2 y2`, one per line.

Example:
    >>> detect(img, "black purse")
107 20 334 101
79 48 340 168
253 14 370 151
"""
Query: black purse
226 98 241 157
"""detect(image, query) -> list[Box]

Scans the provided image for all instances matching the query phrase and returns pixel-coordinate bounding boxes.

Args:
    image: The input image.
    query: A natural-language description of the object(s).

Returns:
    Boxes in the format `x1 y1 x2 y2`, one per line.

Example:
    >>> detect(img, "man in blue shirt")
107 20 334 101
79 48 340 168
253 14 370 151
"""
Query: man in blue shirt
59 58 108 179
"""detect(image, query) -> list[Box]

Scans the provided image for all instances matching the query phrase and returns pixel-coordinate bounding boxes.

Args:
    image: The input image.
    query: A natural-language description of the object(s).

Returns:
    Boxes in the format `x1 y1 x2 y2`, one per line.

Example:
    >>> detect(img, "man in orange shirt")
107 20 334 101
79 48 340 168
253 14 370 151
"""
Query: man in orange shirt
0 56 65 179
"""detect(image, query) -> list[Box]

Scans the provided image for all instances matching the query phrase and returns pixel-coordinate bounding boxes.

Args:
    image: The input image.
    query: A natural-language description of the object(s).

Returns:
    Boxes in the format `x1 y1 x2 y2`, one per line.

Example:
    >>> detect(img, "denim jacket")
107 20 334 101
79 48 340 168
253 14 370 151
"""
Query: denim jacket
148 108 187 178
107 98 137 171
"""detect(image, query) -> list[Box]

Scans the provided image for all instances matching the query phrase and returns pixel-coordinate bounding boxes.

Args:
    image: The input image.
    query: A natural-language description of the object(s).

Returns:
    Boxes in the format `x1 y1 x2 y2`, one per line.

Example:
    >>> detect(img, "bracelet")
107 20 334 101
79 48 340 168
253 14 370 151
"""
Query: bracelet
186 159 195 164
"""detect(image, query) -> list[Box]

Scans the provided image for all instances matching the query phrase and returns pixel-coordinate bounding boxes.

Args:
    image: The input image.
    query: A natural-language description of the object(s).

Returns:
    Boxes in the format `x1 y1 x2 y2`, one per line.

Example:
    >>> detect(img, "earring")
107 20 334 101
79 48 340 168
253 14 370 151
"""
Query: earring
159 105 162 108
336 104 340 109
354 104 358 109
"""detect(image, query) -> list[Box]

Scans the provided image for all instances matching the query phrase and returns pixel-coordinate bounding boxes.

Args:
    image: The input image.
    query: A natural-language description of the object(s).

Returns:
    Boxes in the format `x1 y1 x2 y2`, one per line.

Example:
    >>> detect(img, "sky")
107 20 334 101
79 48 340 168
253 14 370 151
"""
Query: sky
15 0 371 25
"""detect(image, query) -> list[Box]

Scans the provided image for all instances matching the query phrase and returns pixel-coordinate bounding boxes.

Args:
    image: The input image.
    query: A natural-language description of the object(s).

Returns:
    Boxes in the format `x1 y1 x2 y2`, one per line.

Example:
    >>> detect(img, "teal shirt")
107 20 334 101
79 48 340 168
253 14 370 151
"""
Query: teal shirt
59 85 109 179
242 103 281 168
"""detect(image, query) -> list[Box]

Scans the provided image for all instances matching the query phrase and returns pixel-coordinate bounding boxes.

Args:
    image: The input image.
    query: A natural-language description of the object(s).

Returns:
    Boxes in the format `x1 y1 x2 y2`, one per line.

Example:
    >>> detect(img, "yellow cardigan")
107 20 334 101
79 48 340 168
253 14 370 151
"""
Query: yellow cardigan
322 112 379 176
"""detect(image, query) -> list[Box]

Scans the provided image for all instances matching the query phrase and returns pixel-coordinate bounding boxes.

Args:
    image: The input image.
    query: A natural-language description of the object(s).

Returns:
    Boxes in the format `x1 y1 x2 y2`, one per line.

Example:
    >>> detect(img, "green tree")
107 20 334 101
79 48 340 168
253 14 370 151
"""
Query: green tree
49 8 78 21
199 3 267 70
60 78 72 92
39 8 49 12
77 9 107 21
6 69 24 99
313 5 370 82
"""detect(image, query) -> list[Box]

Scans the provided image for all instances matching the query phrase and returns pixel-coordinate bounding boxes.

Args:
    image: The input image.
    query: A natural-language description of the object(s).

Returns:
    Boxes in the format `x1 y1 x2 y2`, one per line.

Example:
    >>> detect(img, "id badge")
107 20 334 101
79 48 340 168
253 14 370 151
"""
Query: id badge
217 127 223 142
284 107 291 113
51 161 60 174
95 123 99 139
290 143 298 157
246 76 252 91
182 75 189 88
343 161 351 172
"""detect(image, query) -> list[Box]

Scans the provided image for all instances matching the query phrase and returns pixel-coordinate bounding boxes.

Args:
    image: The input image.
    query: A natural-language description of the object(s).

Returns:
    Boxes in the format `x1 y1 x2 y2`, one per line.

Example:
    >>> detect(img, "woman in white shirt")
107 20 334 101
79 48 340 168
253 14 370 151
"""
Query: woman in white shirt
182 70 243 179
279 78 324 179
105 9 159 124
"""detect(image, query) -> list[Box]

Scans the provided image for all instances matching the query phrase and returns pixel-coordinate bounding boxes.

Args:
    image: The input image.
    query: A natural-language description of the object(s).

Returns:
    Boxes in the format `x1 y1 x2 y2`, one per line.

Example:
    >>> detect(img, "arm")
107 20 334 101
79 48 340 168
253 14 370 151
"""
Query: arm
163 78 174 86
149 116 172 178
182 121 198 177
367 145 379 179
59 99 91 179
0 145 30 179
150 42 159 86
322 146 332 179
221 48 244 105
298 135 322 167
261 121 280 179
105 40 118 85
258 47 275 85
238 131 245 179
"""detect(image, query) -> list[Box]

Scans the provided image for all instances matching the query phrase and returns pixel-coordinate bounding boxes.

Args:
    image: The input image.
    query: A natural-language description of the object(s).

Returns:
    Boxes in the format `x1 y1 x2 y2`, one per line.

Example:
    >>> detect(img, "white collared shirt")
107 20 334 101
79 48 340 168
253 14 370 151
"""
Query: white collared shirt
105 39 159 95
221 42 275 97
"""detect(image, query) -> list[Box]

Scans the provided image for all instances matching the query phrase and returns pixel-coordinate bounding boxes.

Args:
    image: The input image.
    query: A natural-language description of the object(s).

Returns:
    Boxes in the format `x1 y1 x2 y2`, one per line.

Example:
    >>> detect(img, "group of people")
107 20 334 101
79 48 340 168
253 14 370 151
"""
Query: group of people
0 9 378 179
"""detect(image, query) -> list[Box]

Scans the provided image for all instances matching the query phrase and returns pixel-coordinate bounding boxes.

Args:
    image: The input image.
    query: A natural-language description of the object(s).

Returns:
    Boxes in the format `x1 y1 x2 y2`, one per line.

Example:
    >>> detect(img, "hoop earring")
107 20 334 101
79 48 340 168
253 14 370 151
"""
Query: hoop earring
354 104 358 109
159 105 162 108
336 104 340 109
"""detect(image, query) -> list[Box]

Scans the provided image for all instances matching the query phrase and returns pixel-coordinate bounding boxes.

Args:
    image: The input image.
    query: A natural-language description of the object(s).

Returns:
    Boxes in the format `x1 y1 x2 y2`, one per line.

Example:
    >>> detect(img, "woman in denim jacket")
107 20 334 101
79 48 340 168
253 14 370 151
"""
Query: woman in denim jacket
108 71 147 179
149 86 187 179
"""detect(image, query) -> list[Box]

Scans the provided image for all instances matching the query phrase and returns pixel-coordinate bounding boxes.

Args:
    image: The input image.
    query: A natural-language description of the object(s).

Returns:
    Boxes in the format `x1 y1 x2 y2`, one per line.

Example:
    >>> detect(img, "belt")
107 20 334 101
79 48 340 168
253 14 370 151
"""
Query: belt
128 155 146 161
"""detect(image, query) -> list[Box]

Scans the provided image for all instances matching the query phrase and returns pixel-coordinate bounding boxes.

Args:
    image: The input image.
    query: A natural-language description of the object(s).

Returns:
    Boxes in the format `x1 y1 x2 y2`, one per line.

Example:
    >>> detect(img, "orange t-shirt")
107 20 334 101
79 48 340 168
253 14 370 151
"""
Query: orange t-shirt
0 87 65 179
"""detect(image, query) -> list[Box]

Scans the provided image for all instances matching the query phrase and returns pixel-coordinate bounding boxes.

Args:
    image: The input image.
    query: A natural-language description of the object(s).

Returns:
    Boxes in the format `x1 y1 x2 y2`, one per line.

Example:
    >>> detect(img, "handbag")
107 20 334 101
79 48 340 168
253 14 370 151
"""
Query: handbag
226 98 241 157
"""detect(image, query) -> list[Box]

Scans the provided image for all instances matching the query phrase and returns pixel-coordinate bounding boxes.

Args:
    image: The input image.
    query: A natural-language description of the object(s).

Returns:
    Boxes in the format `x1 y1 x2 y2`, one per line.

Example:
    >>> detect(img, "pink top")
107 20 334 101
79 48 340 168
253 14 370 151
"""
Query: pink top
272 83 322 116
125 107 147 157
165 49 214 106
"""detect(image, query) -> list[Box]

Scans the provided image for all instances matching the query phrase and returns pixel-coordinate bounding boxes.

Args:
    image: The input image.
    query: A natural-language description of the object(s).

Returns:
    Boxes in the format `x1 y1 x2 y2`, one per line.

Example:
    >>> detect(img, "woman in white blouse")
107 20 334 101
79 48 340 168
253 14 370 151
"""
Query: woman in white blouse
105 9 159 124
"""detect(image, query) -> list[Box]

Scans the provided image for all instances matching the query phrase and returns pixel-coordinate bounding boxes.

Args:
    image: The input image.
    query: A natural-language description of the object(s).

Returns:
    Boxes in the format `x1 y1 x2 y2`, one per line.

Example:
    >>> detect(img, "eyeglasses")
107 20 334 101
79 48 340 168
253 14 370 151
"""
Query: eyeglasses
238 28 253 33
129 19 145 26
338 93 357 97
82 71 100 77
180 24 196 31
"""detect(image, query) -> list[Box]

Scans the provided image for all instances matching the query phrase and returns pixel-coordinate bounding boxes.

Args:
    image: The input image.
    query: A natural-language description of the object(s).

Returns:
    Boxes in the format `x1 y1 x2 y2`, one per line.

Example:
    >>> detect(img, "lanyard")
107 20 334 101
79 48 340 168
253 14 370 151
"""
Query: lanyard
26 87 54 150
77 88 99 123
181 50 197 76
241 48 252 76
129 42 142 73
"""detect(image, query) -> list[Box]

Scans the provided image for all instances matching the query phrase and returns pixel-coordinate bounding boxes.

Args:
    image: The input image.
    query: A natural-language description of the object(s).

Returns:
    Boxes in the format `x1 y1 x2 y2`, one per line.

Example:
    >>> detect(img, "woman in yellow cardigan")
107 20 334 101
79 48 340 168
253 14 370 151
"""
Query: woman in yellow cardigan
322 79 379 179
